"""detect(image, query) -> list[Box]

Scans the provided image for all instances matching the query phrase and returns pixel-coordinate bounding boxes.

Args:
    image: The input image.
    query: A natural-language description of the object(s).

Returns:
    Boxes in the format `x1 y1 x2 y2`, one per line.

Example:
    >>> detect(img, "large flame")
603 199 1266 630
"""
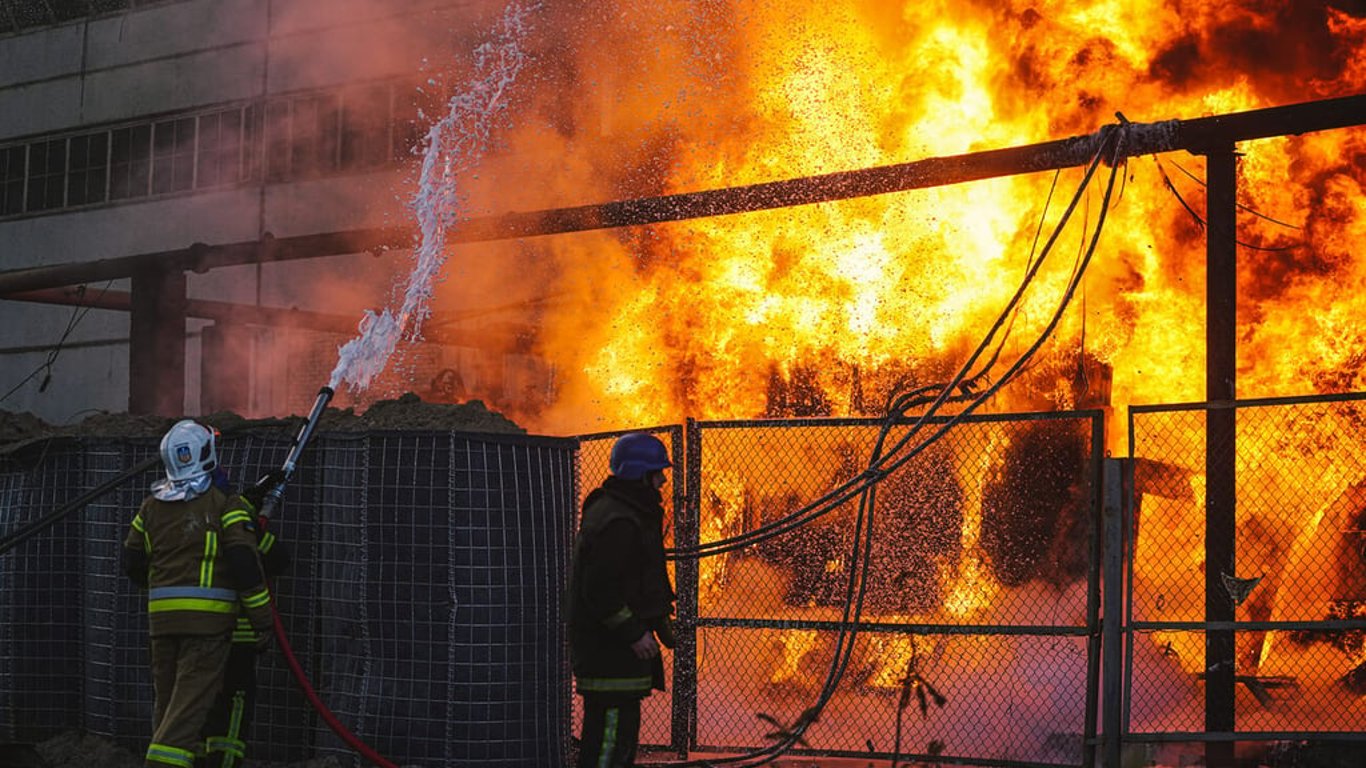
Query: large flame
425 0 1366 720
437 1 1366 437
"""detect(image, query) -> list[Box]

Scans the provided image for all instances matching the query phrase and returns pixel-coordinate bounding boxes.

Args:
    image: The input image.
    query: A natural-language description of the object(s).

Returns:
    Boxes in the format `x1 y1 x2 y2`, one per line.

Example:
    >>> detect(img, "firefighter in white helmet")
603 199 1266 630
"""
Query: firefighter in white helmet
122 420 275 768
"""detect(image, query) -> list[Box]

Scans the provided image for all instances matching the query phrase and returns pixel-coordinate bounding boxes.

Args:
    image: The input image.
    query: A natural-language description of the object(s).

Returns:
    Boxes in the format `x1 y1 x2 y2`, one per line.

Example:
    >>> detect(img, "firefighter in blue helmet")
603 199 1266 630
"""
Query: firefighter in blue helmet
569 432 677 767
122 420 274 768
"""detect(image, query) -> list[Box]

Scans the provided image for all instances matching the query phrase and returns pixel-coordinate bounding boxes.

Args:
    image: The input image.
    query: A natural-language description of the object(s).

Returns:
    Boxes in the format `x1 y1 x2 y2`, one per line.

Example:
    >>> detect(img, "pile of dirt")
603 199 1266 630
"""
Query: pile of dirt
313 393 525 434
0 393 525 453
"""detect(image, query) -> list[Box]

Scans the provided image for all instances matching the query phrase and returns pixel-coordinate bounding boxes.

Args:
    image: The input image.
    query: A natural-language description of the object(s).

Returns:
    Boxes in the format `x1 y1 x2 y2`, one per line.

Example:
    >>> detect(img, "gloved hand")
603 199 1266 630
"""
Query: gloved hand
241 470 286 510
630 631 660 659
652 616 677 649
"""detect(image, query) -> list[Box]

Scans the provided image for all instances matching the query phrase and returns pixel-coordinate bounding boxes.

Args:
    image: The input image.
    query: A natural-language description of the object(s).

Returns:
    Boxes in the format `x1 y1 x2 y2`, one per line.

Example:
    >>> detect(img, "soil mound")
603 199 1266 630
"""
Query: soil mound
1 393 524 454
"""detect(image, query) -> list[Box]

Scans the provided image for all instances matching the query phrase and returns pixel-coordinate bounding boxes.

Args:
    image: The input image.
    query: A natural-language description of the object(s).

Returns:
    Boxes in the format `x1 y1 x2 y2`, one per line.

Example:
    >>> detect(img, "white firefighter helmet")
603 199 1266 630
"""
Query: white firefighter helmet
159 419 218 483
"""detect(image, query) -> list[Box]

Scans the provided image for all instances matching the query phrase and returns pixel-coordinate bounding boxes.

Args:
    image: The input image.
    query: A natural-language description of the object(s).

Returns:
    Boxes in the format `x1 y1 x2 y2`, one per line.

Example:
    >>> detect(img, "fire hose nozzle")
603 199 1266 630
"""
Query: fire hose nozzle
258 385 335 520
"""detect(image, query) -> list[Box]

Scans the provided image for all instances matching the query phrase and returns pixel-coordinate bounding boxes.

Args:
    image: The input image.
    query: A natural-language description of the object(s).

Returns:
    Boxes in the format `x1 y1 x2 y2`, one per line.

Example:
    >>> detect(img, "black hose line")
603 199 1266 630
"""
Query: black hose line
0 454 160 557
0 418 307 558
666 123 1124 563
654 123 1127 767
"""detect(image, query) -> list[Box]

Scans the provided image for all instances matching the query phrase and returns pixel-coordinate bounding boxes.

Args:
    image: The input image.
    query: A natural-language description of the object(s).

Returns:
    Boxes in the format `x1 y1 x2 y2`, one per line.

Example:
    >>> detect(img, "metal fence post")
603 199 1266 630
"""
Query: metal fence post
1204 144 1239 768
1102 457 1128 768
670 420 700 758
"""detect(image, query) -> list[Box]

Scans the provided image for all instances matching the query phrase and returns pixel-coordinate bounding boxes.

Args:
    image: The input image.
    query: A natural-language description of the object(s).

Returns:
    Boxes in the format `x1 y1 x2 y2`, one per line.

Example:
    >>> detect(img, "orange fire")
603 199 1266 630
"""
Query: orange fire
436 0 1366 701
434 1 1366 438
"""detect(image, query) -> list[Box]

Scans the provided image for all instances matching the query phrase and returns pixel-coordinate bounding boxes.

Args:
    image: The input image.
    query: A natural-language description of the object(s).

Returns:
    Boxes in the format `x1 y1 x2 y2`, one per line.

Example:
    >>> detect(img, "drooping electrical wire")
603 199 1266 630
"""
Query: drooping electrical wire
667 124 1124 563
1152 155 1303 252
0 281 114 405
1166 156 1304 231
656 123 1128 767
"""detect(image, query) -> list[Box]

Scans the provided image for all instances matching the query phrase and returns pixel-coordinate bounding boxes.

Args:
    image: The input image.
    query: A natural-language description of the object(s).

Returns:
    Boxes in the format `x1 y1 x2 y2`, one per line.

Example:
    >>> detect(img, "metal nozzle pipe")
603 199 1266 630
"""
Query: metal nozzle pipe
259 386 334 519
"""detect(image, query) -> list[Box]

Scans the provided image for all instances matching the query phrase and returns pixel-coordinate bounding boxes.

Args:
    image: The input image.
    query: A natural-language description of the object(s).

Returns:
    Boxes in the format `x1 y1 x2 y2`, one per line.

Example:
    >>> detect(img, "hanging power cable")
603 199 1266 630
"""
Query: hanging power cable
0 281 113 405
666 123 1124 563
1152 154 1302 252
656 122 1128 767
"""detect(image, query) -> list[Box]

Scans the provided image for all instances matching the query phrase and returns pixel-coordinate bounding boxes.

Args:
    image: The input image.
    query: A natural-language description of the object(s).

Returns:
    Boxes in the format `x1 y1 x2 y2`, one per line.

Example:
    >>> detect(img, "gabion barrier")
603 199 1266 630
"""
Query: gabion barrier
0 430 575 767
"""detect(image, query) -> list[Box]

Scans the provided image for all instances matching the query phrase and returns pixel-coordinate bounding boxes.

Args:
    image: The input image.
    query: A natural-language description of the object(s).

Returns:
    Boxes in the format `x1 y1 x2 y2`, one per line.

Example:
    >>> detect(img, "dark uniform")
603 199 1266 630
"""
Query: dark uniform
123 488 273 768
569 475 676 768
202 517 291 768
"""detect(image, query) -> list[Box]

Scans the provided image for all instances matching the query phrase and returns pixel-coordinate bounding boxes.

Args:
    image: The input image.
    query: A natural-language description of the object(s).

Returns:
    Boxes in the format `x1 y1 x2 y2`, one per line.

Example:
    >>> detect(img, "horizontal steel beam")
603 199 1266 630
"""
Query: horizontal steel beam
2 286 535 351
0 92 1361 296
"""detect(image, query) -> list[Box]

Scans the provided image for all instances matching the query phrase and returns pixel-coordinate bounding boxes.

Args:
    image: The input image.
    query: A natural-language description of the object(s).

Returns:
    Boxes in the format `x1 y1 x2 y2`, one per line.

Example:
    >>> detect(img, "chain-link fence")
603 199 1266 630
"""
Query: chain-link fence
1128 392 1366 750
0 429 575 767
10 395 1366 766
664 412 1106 766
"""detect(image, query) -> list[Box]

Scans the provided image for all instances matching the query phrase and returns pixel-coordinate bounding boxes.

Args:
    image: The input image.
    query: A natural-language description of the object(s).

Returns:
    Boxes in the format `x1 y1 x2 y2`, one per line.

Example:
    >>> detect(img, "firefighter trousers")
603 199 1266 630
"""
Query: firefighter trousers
202 644 258 768
147 633 231 768
577 693 643 768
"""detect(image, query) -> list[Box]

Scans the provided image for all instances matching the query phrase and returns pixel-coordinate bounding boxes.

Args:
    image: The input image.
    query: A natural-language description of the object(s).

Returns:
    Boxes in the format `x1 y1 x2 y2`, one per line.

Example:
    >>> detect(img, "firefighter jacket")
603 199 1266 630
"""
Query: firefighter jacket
568 475 676 697
232 521 291 645
122 487 273 638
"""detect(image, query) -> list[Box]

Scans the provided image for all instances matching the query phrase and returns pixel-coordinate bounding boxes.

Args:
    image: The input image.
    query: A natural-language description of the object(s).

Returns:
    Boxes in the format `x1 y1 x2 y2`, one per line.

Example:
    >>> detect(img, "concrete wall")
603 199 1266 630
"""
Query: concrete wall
0 0 504 424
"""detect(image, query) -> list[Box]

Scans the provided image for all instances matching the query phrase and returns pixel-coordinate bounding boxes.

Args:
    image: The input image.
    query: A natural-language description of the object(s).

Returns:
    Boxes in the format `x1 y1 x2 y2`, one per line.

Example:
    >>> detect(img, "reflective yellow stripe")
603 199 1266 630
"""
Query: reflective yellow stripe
260 531 276 554
199 530 218 588
598 707 619 768
241 588 271 608
603 605 633 628
577 676 652 692
148 598 237 614
232 616 257 643
146 743 195 767
221 510 252 528
131 514 145 532
205 691 248 762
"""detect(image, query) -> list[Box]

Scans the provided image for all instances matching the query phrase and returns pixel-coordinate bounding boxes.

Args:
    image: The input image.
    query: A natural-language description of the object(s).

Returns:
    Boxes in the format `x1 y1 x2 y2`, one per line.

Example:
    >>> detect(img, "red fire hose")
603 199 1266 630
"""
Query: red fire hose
271 601 399 768
262 385 398 768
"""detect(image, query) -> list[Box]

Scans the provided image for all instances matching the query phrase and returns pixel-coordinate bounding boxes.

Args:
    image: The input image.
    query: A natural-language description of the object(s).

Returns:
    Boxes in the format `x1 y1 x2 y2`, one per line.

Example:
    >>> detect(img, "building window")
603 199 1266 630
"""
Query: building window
264 100 291 182
151 117 196 194
66 132 109 206
0 79 417 218
1 146 24 216
197 108 244 188
341 84 392 171
289 94 340 179
26 139 67 212
110 124 152 200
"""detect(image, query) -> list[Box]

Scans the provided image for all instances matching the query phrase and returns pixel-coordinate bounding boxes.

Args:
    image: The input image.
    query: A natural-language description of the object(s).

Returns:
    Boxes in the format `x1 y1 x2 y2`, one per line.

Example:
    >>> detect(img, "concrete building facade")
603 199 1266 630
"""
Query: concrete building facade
0 0 543 424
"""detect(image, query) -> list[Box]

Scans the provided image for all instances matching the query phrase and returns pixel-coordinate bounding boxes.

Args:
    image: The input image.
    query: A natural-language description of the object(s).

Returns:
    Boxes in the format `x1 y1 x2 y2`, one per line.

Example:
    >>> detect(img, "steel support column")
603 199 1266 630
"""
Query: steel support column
1204 145 1239 768
1101 457 1129 768
128 268 187 415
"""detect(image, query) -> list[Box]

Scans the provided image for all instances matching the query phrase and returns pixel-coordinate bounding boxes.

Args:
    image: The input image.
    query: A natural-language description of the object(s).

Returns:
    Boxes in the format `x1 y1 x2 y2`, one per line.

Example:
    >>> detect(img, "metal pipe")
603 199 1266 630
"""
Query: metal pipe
257 385 334 520
0 94 1361 297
